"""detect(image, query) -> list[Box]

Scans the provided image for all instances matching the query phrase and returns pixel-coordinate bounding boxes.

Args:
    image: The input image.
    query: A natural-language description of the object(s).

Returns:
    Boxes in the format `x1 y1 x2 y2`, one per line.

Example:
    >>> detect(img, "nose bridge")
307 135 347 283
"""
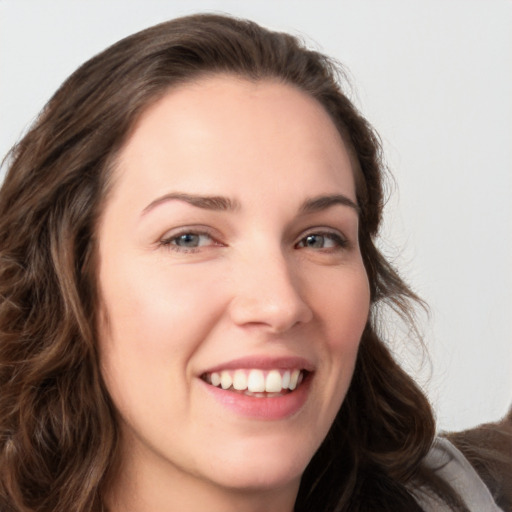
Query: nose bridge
228 241 313 331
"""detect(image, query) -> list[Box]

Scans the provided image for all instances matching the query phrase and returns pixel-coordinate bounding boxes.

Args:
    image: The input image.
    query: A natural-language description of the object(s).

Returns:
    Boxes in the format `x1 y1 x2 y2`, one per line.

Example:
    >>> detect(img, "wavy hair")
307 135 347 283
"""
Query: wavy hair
0 14 466 512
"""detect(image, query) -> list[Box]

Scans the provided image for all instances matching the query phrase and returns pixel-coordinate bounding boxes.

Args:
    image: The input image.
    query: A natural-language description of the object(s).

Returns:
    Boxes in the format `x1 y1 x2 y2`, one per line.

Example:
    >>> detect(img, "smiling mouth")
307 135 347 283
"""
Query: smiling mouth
201 368 308 397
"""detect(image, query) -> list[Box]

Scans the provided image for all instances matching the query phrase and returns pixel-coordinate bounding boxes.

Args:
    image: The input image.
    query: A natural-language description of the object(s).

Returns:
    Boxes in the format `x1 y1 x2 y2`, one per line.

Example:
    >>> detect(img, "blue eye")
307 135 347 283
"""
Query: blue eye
296 232 347 250
174 233 202 247
161 231 215 252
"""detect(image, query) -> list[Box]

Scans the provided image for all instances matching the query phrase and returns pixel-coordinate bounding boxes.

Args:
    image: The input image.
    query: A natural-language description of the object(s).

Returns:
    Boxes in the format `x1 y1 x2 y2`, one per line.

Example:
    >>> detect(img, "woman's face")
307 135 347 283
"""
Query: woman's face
97 75 370 505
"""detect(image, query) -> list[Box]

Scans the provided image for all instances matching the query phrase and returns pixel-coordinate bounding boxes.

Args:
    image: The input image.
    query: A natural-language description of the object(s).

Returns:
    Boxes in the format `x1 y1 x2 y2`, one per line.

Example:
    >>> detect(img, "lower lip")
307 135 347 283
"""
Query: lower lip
200 375 312 420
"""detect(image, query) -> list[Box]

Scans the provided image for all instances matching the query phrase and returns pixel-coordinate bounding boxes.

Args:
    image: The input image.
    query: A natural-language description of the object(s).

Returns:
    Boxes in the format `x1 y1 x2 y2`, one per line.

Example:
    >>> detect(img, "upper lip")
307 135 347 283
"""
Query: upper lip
201 355 315 375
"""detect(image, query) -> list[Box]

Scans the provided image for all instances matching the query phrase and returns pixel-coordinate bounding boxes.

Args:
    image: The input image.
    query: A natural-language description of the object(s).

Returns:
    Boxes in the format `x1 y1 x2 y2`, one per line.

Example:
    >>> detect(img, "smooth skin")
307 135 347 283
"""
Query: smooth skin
97 75 371 512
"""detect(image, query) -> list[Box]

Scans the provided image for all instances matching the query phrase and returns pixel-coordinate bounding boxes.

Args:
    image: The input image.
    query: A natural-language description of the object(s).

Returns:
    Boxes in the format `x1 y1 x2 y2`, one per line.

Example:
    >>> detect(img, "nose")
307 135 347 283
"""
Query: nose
228 249 313 333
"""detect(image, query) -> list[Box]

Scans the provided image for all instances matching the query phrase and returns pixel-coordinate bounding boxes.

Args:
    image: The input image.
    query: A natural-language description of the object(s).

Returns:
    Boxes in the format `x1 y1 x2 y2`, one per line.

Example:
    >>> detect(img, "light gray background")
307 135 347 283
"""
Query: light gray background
1 0 511 432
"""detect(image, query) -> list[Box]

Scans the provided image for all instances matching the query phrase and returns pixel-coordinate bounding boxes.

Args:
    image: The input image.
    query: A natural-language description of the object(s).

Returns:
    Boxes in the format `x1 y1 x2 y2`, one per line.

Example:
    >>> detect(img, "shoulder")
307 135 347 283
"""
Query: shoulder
414 437 505 511
447 410 512 511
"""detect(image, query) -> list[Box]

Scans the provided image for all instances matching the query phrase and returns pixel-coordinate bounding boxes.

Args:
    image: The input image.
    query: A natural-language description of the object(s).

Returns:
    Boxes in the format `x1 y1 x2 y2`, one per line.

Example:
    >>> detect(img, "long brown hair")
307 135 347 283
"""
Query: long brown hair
0 14 466 511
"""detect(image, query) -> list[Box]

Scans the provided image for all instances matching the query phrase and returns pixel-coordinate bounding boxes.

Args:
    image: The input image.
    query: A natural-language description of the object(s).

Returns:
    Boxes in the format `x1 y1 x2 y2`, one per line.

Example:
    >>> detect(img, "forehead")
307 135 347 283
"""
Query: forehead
110 74 356 204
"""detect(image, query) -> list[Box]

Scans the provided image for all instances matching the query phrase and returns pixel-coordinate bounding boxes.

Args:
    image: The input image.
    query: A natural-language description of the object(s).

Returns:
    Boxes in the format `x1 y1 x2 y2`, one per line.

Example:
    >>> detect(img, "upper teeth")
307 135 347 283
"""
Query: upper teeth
207 369 303 393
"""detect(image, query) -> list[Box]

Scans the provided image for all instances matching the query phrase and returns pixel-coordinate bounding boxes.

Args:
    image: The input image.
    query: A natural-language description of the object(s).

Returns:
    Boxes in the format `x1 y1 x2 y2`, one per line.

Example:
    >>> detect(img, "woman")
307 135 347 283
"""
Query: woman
0 14 505 512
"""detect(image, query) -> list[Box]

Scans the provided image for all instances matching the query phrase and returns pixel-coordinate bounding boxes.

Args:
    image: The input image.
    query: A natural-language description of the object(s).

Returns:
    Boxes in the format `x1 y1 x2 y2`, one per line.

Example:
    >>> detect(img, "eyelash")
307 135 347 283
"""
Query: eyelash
159 228 348 253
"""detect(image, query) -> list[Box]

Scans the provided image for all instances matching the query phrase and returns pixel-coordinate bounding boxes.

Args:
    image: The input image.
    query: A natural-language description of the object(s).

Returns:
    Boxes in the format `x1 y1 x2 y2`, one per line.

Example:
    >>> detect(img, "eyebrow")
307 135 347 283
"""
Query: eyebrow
142 192 240 215
141 192 359 216
299 194 360 215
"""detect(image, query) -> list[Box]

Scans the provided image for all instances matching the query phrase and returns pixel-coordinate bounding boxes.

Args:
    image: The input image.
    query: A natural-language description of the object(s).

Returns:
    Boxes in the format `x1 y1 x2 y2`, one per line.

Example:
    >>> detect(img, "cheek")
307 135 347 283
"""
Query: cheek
95 258 229 416
96 260 229 427
98 257 226 352
317 265 370 346
312 265 370 405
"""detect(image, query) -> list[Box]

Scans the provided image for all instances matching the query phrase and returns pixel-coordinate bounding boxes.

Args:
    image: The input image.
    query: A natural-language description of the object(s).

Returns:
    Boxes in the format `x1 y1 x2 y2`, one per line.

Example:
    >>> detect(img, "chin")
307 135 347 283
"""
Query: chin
214 462 305 494
199 434 316 492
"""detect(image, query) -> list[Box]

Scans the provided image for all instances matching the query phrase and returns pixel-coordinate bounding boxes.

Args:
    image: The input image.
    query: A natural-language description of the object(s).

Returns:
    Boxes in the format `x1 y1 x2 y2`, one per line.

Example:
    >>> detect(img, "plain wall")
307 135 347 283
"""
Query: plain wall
1 0 511 431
